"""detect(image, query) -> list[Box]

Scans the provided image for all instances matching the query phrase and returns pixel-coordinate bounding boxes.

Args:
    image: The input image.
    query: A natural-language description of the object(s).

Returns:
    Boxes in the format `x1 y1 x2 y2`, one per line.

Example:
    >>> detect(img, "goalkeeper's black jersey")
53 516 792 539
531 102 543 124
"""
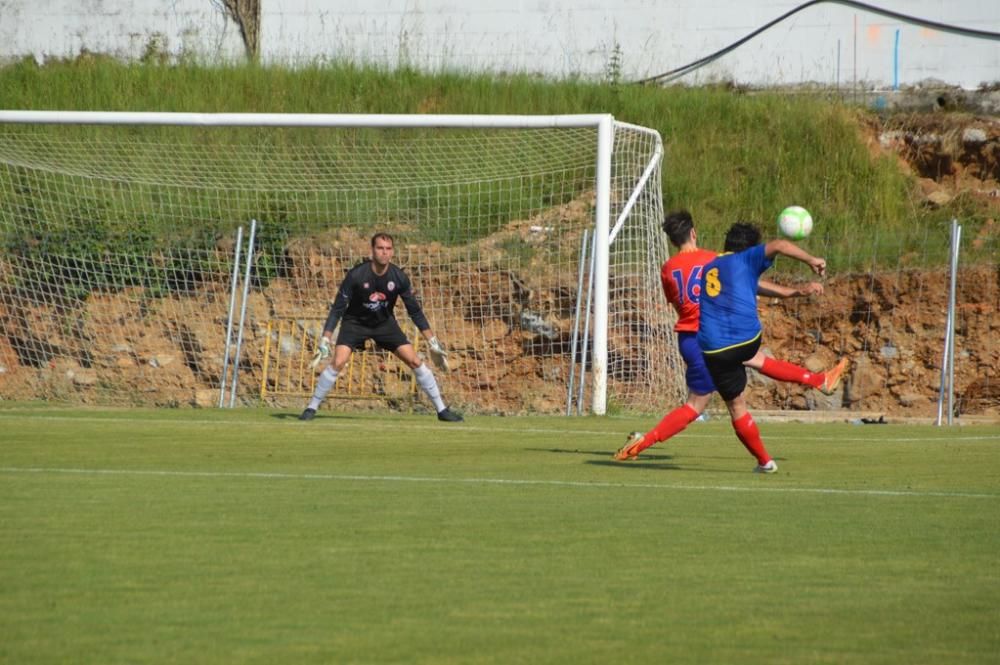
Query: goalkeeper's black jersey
323 261 430 333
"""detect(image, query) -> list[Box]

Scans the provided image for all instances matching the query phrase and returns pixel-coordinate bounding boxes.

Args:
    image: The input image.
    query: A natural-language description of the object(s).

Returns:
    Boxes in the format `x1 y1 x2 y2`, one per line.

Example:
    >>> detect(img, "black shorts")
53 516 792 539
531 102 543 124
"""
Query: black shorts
336 318 410 352
702 335 761 402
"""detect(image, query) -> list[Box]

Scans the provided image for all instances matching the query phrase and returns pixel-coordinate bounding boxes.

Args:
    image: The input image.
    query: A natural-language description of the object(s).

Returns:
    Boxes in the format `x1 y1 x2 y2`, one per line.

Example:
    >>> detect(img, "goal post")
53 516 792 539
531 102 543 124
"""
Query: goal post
591 115 614 416
0 110 682 414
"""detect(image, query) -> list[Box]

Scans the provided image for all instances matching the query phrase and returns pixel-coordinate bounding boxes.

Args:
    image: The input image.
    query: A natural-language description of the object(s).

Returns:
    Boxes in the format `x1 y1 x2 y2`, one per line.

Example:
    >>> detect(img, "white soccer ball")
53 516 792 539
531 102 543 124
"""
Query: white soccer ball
777 206 813 240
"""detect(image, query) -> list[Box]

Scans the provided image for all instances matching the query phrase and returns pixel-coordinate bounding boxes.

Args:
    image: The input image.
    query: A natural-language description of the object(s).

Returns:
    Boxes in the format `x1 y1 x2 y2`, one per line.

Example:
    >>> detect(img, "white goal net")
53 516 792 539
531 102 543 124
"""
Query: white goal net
0 112 683 415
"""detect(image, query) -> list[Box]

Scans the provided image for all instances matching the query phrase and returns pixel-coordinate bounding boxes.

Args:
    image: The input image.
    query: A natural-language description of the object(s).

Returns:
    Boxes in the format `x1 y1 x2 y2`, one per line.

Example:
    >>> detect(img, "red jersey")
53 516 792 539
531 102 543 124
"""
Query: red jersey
660 248 718 332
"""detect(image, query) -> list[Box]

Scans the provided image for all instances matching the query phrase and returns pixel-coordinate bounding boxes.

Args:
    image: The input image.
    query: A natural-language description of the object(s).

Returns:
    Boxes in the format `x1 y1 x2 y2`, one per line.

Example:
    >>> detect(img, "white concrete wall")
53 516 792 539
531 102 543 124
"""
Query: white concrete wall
0 0 245 63
2 0 998 89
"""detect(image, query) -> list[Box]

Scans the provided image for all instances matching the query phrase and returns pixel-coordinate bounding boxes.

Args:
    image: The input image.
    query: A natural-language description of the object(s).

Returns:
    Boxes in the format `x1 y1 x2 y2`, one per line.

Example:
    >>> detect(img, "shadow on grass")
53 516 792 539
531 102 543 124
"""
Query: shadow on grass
269 412 374 422
588 459 767 475
586 459 684 471
524 446 686 470
524 447 672 460
523 447 782 473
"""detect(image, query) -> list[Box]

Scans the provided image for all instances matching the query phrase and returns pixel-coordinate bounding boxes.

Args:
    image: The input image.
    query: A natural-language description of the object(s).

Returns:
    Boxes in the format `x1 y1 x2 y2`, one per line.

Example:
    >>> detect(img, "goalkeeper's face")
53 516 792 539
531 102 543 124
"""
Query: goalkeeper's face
372 238 394 269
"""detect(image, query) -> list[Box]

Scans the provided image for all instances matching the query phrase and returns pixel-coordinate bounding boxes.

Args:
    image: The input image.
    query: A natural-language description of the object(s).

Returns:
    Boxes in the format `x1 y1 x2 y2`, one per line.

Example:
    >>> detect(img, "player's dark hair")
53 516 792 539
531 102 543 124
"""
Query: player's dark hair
662 210 694 248
371 232 394 248
723 222 762 253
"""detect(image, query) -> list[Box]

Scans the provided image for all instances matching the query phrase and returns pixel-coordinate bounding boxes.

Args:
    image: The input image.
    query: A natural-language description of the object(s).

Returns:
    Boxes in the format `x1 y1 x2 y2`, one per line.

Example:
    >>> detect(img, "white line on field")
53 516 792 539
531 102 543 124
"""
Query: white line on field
1 413 998 443
1 466 995 500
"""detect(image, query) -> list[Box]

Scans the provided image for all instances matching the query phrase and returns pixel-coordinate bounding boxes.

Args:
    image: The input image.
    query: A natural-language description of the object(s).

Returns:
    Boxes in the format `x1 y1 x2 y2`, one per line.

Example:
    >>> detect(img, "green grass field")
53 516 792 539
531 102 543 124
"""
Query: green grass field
2 404 998 664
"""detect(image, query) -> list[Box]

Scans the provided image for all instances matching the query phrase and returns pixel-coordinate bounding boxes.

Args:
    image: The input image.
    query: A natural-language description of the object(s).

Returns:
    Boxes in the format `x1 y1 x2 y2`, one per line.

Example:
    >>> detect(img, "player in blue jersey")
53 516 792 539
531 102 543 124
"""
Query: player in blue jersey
299 232 463 422
698 222 847 473
613 210 843 462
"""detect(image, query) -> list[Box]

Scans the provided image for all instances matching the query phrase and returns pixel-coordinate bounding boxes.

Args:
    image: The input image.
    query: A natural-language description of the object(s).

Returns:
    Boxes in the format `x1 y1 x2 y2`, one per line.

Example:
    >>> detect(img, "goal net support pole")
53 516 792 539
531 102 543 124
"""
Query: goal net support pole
591 115 613 416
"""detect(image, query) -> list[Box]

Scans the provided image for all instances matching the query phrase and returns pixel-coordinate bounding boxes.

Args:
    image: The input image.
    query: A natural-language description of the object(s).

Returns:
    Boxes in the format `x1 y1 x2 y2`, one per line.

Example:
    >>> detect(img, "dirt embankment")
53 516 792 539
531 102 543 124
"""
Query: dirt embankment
1 243 995 419
1 112 997 418
753 265 999 418
866 112 1000 210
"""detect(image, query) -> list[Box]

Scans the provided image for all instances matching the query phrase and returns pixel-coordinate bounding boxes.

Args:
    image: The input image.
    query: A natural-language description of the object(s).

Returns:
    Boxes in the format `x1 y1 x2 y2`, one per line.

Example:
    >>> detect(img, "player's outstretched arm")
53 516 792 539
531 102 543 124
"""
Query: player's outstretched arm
758 279 824 298
309 333 332 370
764 238 826 277
311 274 352 370
420 328 450 372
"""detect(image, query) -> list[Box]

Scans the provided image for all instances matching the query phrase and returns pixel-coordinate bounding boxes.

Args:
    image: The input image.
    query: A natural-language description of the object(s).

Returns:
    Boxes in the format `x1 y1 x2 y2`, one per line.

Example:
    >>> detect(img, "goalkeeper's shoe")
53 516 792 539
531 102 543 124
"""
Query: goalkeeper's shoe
298 408 317 421
613 431 645 461
436 407 463 422
753 460 778 474
819 358 849 395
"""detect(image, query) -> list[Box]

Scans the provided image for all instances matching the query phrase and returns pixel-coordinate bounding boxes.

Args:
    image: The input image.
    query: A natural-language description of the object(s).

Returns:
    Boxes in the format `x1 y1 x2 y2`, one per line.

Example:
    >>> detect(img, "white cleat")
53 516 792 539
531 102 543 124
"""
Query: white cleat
754 460 778 474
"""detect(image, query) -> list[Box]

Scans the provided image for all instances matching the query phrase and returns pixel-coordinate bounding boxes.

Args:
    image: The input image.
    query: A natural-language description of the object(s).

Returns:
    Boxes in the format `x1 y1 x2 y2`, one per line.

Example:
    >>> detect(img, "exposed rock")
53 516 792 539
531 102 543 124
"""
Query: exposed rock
72 369 98 386
925 190 953 206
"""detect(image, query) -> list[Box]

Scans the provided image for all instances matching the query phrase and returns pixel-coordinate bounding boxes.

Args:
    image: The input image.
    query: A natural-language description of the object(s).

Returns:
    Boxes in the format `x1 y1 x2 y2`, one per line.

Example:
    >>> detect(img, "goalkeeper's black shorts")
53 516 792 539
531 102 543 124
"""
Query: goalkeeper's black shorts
337 318 410 352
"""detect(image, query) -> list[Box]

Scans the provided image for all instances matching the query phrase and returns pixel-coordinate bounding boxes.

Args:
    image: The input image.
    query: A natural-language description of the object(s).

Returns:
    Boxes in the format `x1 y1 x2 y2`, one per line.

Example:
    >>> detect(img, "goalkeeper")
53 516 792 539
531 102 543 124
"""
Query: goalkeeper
298 232 462 422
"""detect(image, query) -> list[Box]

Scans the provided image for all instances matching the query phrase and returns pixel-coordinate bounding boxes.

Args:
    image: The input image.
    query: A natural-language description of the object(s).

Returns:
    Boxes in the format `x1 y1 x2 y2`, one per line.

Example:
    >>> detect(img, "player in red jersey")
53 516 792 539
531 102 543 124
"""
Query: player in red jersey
613 210 847 461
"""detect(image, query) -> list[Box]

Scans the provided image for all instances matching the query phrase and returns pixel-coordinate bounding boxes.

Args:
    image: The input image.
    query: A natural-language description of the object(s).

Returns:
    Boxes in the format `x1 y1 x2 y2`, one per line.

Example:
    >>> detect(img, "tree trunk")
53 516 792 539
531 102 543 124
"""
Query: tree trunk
220 0 261 62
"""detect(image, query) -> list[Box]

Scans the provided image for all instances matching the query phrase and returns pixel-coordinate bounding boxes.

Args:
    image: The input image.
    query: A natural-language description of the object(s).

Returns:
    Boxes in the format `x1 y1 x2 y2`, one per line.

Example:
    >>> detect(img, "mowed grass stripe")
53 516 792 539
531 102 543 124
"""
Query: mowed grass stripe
1 466 997 500
0 410 998 443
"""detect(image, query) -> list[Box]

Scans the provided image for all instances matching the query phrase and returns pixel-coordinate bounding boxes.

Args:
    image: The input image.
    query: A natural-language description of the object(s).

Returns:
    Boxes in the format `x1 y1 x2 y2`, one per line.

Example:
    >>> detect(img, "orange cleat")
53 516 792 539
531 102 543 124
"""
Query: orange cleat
613 432 645 461
819 358 849 395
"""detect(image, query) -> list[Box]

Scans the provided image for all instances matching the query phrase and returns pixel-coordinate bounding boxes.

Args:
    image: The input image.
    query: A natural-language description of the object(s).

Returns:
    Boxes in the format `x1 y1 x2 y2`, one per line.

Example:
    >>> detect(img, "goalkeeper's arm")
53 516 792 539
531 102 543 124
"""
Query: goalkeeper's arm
421 328 450 372
310 295 346 370
309 331 333 370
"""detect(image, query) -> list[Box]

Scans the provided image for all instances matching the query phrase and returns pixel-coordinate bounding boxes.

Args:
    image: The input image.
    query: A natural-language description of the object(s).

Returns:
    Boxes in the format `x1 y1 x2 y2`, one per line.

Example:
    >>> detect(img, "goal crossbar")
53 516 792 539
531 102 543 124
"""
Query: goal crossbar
0 110 612 130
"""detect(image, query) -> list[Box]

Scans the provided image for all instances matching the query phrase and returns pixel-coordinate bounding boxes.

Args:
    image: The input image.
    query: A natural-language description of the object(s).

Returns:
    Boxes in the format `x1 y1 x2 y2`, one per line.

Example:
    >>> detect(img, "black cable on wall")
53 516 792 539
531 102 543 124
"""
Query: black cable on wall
635 0 1000 86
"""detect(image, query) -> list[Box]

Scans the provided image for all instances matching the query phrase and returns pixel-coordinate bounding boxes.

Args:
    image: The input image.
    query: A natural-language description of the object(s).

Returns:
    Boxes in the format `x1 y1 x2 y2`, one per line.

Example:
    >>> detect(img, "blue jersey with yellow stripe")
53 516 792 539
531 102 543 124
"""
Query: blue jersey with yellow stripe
696 244 773 353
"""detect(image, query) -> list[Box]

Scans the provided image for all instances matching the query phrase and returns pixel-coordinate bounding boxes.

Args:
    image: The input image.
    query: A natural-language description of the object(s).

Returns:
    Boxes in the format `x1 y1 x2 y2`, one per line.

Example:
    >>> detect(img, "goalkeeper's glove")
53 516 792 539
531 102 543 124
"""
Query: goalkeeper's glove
427 336 450 372
309 337 331 370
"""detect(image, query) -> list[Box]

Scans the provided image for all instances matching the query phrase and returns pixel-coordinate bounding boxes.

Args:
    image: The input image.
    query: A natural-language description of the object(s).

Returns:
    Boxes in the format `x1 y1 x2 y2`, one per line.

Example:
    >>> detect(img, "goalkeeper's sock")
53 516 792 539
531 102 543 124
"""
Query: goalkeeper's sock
643 404 700 451
732 412 771 465
307 367 339 411
414 363 447 413
759 356 823 389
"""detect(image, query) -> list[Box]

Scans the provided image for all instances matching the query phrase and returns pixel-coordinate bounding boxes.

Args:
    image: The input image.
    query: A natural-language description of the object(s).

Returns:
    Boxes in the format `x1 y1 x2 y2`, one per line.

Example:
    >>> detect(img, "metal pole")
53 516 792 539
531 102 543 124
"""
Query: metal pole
229 219 258 408
577 230 598 415
893 29 900 91
260 320 274 400
836 39 841 94
566 229 589 415
935 314 952 426
853 14 858 105
936 219 957 426
947 223 962 425
219 226 244 408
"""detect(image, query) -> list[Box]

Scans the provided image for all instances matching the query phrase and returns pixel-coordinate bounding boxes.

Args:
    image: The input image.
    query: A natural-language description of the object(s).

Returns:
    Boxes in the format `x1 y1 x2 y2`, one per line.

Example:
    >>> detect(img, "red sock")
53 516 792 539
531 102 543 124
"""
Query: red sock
732 412 771 465
640 404 700 452
760 356 823 389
